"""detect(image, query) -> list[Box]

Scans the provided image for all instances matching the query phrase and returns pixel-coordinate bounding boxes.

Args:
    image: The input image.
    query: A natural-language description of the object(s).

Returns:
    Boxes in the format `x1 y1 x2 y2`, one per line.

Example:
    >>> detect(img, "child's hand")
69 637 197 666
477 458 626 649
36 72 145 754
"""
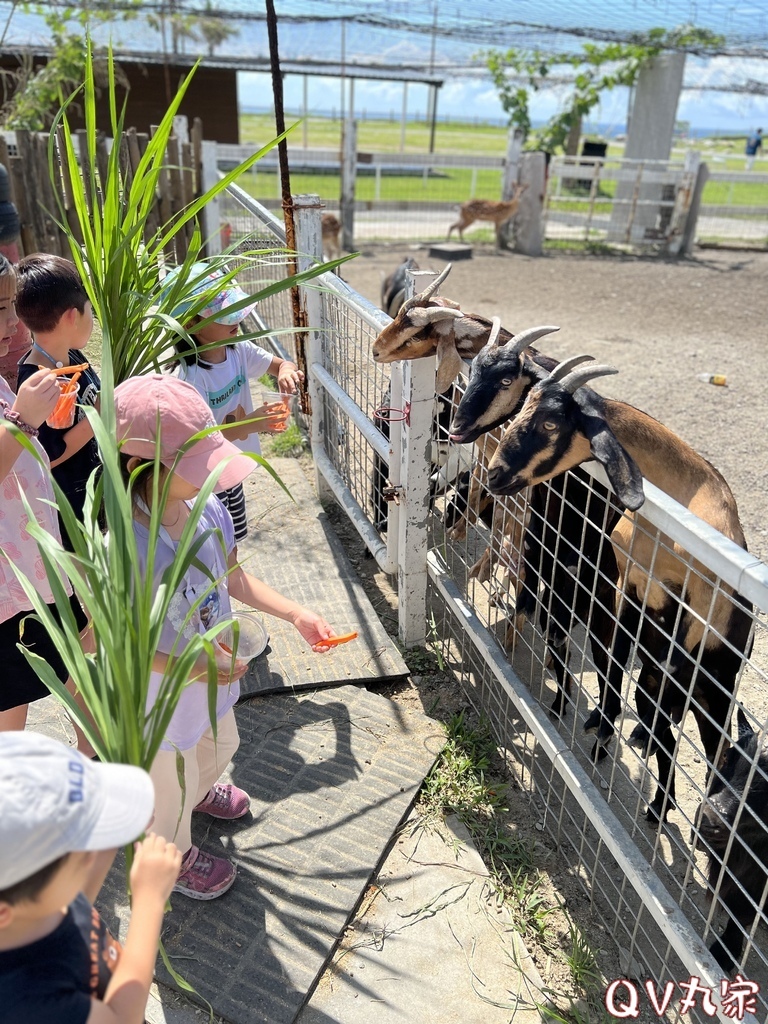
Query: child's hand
13 369 61 428
290 608 335 651
254 401 290 434
277 362 304 395
130 833 182 904
213 652 251 685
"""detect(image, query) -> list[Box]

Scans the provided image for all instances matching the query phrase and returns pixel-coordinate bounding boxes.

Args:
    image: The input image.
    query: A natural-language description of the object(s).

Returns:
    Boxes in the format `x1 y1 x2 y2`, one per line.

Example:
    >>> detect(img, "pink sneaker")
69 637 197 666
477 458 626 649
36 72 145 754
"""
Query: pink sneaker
173 846 236 900
192 782 250 820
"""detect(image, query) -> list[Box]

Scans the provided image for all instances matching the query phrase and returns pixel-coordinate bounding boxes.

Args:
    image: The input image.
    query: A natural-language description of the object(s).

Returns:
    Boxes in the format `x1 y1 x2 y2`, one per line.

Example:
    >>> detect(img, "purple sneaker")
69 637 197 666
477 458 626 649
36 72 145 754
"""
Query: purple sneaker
173 846 236 900
193 782 250 820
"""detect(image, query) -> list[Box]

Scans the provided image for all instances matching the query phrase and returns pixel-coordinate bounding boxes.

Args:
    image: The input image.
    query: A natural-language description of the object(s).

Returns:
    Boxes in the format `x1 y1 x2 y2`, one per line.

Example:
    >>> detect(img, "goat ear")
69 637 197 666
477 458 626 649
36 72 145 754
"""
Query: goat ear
435 338 465 392
578 398 644 511
408 306 463 328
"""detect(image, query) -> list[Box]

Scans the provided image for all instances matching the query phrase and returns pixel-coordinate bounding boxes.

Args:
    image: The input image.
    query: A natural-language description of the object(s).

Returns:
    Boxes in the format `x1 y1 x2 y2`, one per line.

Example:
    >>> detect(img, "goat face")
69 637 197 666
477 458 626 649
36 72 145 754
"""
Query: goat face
700 710 768 859
450 346 533 444
372 296 464 363
487 384 583 497
487 373 644 511
449 326 560 445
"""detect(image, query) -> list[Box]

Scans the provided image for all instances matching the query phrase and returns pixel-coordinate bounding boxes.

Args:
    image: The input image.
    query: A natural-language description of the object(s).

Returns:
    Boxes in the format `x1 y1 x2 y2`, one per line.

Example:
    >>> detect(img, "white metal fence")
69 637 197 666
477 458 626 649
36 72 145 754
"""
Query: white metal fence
223 184 768 1022
220 141 767 251
543 155 696 249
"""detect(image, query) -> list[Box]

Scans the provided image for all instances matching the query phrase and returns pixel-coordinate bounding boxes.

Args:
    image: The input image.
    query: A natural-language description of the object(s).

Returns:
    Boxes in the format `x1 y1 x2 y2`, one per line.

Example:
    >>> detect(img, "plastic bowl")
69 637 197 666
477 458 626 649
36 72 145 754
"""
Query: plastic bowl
214 610 269 669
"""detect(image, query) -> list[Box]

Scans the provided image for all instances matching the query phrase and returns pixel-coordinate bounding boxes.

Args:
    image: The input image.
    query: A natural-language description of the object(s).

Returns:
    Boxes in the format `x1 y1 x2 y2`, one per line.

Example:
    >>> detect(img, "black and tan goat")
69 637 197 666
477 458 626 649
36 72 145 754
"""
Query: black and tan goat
699 708 768 972
450 330 623 721
371 270 561 584
486 358 753 822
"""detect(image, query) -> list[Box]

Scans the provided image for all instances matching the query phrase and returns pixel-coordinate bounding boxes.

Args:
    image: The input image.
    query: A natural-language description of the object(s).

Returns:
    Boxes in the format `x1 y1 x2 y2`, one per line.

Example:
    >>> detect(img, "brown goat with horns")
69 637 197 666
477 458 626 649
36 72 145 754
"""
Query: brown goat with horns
486 355 753 822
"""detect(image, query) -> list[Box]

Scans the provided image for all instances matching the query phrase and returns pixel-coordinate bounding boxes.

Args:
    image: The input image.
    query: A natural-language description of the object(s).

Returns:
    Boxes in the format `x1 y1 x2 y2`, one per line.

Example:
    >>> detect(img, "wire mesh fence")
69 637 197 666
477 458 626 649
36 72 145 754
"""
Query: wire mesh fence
224 184 768 1021
428 381 768 1020
222 143 767 250
697 170 768 247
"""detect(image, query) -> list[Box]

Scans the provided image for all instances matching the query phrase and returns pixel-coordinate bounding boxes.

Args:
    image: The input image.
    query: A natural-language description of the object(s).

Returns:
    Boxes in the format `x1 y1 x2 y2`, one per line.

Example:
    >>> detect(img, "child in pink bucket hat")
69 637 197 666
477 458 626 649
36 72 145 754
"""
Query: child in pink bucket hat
115 374 334 900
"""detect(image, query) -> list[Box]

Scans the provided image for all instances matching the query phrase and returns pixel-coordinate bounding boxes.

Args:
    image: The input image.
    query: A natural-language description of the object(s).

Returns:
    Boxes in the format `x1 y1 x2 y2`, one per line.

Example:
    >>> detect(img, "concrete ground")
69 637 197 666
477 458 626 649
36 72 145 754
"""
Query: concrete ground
141 811 545 1024
25 455 545 1024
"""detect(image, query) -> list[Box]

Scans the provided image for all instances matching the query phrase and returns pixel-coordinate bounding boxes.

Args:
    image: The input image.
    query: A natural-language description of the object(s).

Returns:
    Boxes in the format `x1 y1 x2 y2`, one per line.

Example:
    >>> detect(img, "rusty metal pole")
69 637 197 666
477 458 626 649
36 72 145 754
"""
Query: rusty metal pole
265 0 310 414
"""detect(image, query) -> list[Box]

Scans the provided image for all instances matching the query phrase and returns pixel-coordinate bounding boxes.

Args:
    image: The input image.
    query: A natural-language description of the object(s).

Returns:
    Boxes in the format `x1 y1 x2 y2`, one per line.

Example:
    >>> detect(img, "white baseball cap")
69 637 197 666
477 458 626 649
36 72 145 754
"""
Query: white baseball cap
0 733 155 891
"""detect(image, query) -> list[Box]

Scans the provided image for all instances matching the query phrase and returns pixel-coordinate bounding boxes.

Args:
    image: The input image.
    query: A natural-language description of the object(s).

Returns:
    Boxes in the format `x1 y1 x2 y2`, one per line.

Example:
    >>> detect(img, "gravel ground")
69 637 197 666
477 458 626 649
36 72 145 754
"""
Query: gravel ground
340 242 768 562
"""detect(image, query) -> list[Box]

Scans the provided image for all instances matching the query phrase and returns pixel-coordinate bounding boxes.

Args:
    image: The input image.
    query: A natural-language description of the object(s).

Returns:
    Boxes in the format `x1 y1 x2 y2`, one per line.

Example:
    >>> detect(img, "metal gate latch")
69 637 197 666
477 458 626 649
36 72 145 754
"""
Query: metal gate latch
382 483 404 505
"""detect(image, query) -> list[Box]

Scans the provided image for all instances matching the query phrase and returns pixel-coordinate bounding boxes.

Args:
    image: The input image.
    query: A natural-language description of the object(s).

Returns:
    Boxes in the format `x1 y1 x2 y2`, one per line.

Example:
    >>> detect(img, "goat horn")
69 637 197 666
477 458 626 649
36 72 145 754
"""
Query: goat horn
487 316 502 347
403 263 453 310
548 353 595 382
504 324 561 359
556 362 619 394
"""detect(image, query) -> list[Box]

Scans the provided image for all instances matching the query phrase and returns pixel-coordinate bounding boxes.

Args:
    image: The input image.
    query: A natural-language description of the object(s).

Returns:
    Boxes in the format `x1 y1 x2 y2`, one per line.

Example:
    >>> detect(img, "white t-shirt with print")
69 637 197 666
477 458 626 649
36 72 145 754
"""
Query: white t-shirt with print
178 344 273 456
134 496 239 751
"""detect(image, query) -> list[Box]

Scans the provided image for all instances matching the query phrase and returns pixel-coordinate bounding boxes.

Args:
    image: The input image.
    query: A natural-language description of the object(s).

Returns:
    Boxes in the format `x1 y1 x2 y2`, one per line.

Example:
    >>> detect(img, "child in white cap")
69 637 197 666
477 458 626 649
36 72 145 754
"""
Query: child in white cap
0 731 181 1024
115 373 334 900
164 261 303 542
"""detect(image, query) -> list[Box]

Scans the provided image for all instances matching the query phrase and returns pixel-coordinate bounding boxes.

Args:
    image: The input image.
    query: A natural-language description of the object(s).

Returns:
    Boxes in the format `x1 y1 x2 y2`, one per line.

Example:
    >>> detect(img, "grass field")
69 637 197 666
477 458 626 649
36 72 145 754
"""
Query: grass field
237 113 768 219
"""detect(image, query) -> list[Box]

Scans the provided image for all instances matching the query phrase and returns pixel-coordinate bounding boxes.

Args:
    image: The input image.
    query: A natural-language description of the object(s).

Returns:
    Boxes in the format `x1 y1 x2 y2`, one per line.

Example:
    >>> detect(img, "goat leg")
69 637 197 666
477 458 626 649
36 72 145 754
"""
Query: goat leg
584 596 642 754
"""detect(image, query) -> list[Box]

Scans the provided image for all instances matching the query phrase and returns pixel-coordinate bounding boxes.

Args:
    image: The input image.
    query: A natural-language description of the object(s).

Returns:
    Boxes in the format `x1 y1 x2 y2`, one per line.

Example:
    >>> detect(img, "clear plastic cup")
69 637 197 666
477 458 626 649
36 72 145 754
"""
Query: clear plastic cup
261 390 292 433
214 610 269 673
46 380 79 429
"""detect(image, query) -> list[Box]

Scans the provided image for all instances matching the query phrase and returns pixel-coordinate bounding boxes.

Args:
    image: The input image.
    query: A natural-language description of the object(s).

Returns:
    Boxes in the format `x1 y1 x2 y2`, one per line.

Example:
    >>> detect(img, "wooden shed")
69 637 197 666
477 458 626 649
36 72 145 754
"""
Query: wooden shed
0 50 239 143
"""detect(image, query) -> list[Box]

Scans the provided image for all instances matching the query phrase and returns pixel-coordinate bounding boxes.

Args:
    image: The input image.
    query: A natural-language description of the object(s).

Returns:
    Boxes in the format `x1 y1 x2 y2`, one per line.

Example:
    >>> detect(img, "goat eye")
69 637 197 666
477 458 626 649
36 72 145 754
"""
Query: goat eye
543 421 557 431
501 378 513 387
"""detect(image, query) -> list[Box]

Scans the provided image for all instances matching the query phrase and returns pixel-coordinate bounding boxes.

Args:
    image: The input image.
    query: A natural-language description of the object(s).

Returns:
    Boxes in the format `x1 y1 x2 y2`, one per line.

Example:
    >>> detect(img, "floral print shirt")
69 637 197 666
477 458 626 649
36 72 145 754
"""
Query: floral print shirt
0 376 70 623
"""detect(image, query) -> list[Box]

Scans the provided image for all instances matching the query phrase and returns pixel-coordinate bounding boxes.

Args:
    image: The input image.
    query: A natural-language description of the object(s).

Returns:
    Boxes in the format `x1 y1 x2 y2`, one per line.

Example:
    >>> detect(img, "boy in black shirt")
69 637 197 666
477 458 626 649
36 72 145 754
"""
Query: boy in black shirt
0 731 181 1024
15 254 101 547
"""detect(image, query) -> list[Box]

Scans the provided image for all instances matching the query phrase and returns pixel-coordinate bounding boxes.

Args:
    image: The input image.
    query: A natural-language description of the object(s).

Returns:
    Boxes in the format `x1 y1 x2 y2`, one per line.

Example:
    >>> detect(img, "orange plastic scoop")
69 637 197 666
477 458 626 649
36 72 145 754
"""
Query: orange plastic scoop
322 631 358 647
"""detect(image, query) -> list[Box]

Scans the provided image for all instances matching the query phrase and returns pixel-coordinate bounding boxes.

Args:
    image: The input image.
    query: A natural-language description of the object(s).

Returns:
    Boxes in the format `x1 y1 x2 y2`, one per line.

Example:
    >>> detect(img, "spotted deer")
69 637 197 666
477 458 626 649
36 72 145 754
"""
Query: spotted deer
447 186 529 243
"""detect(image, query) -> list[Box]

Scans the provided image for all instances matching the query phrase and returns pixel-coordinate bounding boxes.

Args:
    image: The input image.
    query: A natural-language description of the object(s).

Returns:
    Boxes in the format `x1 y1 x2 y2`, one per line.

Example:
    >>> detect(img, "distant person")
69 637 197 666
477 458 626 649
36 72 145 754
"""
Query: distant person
745 128 763 170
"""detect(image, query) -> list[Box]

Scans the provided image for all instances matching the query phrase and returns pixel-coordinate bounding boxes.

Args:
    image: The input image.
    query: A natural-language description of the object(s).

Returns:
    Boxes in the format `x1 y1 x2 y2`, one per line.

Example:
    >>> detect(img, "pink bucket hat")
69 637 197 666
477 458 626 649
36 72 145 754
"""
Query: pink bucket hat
115 374 257 491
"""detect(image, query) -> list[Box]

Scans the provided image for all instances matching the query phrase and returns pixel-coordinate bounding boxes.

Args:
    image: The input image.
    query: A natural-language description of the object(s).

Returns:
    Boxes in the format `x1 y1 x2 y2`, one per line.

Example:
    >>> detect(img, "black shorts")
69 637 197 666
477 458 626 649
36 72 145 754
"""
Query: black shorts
0 593 88 712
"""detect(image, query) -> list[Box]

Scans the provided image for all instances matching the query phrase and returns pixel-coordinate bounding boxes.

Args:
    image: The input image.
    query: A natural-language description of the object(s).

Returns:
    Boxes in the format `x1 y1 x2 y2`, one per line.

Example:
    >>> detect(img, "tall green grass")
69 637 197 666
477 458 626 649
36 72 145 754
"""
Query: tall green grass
9 41 335 772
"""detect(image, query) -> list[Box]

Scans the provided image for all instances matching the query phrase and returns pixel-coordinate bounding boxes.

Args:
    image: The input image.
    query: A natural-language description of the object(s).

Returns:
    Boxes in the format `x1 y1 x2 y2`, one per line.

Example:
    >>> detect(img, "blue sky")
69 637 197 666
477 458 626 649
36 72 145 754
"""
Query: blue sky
238 66 768 133
2 2 767 133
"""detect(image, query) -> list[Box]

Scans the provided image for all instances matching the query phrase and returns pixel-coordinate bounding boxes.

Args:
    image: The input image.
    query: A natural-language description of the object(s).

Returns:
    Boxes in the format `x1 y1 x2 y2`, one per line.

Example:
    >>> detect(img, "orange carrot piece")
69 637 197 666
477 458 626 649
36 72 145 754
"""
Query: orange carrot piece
40 362 90 376
322 631 358 647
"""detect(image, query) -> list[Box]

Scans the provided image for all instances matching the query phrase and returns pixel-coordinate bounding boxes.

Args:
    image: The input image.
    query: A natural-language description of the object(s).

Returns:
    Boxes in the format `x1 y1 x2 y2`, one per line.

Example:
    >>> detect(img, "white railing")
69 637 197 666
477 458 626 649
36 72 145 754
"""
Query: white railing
222 185 768 1021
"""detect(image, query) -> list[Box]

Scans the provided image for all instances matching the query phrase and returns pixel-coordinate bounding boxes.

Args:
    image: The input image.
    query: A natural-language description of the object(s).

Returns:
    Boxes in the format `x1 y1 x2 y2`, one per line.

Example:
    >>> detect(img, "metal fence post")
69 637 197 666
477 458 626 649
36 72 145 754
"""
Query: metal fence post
499 126 524 249
396 268 437 648
515 151 545 256
675 151 709 257
293 193 334 505
340 118 357 253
